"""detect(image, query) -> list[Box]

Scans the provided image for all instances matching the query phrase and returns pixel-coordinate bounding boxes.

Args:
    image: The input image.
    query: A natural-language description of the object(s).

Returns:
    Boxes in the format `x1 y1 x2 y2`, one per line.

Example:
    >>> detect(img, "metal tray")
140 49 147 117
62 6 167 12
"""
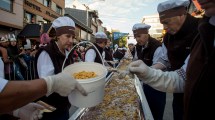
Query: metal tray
69 71 154 120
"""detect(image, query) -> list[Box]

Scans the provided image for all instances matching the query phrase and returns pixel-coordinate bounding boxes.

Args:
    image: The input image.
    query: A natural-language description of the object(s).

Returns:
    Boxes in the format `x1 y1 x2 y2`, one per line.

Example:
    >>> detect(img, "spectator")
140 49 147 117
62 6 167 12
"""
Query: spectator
0 36 12 80
7 34 25 80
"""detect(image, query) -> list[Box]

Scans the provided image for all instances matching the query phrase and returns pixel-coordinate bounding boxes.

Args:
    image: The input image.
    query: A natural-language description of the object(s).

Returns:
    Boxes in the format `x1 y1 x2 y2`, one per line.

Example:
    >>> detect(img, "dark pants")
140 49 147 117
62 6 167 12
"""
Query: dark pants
5 62 24 80
173 93 184 120
13 62 25 80
143 84 166 120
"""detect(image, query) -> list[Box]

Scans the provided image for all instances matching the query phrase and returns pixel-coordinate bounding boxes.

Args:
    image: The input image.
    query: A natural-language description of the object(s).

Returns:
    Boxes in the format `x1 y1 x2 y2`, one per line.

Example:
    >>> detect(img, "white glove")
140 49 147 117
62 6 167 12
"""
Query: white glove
118 70 130 79
129 60 185 93
43 72 87 96
13 103 44 120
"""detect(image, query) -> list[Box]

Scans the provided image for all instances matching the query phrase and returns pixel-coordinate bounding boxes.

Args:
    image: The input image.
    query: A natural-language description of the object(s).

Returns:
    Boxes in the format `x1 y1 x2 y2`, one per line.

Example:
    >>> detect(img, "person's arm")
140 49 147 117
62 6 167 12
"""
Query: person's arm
0 47 11 63
85 49 96 62
152 46 162 65
151 63 166 70
0 71 88 114
30 49 38 57
0 79 47 113
151 43 170 70
37 51 55 77
129 55 190 93
132 47 138 61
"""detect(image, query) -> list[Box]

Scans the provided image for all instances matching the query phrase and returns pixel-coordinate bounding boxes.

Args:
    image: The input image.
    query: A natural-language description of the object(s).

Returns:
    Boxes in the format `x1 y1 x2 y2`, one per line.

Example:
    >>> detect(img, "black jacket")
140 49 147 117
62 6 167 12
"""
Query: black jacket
163 14 200 70
185 16 215 120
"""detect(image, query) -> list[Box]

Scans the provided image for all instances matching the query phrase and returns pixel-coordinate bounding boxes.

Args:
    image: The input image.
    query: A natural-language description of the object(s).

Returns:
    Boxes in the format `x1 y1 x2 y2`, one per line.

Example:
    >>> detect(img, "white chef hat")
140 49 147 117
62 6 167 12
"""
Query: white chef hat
0 35 9 43
132 23 151 37
9 34 17 42
128 42 135 45
24 39 31 49
94 32 108 43
51 16 75 36
157 0 190 21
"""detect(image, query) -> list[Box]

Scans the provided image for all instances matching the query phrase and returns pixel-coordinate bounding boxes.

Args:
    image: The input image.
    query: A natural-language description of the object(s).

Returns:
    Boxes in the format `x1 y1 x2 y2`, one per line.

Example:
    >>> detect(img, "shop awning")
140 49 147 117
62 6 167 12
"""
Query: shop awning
17 24 41 38
42 23 52 33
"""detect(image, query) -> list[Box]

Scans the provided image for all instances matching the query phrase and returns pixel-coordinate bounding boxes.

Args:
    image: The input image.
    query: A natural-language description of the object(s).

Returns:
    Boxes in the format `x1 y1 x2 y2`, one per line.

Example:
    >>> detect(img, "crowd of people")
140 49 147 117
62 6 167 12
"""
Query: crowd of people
0 16 127 120
0 0 214 120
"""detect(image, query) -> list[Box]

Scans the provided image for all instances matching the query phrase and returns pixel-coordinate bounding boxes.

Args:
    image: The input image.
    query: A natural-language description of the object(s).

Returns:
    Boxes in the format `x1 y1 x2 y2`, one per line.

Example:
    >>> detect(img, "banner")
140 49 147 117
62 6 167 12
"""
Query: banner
112 32 128 40
112 32 128 49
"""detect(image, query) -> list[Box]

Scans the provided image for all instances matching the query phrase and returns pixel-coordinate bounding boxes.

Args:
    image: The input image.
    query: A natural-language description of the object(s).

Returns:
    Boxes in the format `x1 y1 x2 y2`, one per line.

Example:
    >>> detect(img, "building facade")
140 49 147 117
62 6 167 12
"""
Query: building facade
0 0 23 36
142 14 163 39
65 7 101 41
23 0 64 25
0 0 64 37
97 19 105 32
66 0 106 41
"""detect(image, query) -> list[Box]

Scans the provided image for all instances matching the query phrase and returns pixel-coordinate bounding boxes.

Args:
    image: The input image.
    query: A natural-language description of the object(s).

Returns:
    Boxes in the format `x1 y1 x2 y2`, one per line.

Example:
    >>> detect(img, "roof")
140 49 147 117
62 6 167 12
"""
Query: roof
17 24 41 38
65 8 88 25
65 8 93 33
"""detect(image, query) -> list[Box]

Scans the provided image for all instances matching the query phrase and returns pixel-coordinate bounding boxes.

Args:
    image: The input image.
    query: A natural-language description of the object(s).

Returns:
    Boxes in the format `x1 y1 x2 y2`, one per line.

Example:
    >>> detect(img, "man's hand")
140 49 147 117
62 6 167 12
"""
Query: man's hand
13 103 44 120
129 60 184 93
128 60 151 78
118 70 130 79
43 72 87 96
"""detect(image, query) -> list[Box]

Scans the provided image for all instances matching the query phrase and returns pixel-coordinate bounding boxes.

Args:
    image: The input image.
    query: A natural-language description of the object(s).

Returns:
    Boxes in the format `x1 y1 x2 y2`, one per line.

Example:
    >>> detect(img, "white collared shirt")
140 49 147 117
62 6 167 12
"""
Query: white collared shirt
0 58 4 78
155 43 190 71
85 49 105 62
37 51 55 78
132 46 163 65
85 49 96 62
0 78 8 93
154 43 171 68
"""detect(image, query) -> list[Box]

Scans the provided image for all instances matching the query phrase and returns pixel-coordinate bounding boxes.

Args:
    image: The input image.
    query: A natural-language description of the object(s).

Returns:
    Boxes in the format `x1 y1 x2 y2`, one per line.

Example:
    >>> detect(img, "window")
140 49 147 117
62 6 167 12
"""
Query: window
43 0 51 7
92 18 95 23
91 25 97 34
81 30 87 40
56 6 62 15
0 0 12 12
25 12 36 24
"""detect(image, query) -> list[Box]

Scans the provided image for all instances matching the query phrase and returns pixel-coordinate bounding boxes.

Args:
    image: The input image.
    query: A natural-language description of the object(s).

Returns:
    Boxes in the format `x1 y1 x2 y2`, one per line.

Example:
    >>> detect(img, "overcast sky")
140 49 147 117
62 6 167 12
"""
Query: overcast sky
65 0 167 43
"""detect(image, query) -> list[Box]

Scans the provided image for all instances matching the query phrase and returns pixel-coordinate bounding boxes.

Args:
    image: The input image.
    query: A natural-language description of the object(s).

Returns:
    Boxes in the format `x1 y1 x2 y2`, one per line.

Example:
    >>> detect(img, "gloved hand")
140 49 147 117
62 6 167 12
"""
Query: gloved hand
118 69 130 79
43 72 87 96
13 103 44 120
124 55 133 60
128 60 152 79
129 60 184 93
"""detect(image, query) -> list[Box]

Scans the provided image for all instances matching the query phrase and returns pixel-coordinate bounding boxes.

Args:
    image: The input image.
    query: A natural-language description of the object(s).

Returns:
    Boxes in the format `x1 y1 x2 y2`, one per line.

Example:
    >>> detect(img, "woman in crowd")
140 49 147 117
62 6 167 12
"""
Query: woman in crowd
7 34 26 80
35 16 77 120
